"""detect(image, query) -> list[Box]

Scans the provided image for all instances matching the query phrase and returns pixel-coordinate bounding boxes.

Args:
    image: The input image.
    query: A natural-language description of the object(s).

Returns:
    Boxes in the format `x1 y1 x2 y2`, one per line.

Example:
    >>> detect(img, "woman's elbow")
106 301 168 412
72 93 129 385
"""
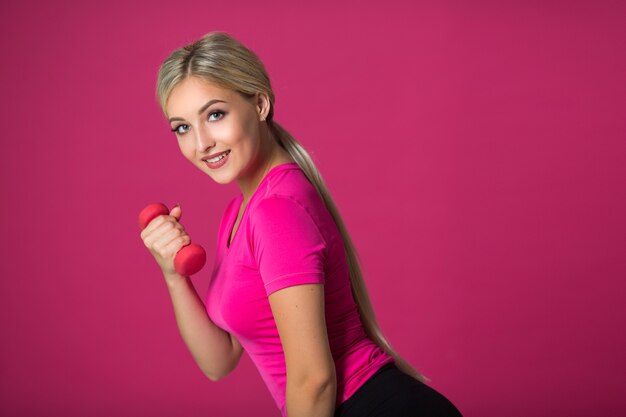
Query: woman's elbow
317 374 337 396
300 370 336 396
202 363 236 382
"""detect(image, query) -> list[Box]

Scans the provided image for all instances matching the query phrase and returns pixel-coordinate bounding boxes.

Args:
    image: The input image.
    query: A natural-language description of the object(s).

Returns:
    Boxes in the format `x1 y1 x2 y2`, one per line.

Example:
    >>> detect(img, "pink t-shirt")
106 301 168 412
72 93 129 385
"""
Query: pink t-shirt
204 162 395 416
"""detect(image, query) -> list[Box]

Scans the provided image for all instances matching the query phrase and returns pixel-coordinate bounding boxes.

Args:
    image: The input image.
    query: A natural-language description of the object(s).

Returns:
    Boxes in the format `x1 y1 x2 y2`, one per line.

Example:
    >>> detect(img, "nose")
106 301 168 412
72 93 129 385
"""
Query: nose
194 124 215 153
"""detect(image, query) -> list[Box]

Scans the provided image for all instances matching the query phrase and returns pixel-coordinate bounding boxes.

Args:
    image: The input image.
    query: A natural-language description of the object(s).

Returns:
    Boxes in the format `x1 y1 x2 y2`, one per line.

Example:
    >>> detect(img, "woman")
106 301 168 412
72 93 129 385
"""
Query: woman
141 31 463 417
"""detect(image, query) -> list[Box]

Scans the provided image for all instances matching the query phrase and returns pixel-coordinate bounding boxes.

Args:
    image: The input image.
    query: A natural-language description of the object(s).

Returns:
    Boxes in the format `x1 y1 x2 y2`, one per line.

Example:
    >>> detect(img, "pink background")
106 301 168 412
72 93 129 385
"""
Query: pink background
1 1 624 416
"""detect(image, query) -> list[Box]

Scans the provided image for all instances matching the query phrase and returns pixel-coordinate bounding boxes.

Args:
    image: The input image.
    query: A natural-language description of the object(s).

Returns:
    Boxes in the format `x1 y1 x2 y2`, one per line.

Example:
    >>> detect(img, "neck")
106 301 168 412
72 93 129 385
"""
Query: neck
237 123 294 203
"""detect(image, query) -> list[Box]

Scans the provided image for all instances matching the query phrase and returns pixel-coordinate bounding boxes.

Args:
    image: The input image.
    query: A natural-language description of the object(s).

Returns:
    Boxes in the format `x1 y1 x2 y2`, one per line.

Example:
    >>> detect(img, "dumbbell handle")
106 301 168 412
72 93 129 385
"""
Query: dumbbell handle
138 202 206 276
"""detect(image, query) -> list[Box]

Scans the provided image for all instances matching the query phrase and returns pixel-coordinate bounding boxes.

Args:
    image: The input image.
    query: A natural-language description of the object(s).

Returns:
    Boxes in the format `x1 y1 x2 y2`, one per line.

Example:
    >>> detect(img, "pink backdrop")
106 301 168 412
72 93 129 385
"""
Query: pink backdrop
1 1 624 416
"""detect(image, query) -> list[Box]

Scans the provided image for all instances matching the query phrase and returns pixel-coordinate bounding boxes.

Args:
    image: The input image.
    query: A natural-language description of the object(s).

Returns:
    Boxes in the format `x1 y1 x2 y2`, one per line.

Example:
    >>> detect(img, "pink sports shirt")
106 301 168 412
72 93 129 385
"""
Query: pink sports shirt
204 162 395 416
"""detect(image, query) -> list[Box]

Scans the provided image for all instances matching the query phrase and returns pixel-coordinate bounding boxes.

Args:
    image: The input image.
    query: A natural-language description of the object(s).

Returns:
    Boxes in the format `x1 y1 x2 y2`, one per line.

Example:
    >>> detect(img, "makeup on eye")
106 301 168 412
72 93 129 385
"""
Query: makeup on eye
170 110 227 134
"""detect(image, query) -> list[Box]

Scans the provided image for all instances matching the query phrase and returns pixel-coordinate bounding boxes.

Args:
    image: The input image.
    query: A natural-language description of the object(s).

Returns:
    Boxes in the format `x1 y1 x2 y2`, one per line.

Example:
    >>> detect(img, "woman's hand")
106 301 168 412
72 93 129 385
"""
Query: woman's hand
140 204 190 280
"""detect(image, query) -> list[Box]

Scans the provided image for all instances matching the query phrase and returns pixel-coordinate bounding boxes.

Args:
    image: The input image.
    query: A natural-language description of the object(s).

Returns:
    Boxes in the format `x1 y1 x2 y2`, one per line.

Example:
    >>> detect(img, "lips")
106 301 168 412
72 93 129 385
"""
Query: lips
202 150 230 161
204 149 230 169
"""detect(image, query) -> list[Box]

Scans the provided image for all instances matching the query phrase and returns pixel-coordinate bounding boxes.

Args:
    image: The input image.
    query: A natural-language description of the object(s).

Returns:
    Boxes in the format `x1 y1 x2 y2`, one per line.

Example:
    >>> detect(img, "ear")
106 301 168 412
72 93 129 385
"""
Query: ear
255 92 271 121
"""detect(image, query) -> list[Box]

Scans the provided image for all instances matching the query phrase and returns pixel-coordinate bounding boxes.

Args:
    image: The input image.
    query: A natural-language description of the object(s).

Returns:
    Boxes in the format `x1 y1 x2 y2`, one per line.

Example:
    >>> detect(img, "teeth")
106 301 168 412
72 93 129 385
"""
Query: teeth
207 151 228 163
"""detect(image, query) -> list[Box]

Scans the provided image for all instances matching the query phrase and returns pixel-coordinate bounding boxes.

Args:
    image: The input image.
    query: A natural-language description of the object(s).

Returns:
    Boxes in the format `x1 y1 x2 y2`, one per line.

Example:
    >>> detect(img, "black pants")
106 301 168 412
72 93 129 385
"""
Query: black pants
334 363 463 417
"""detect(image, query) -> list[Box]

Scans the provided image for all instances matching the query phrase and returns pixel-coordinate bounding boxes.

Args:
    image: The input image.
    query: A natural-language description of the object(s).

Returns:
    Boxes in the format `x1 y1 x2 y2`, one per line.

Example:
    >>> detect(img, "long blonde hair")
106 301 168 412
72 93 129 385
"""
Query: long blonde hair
156 31 430 384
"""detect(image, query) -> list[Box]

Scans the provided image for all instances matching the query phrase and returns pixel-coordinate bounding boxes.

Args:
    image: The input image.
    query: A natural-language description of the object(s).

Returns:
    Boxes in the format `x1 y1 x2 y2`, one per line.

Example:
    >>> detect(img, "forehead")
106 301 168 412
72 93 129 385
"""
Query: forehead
166 76 237 114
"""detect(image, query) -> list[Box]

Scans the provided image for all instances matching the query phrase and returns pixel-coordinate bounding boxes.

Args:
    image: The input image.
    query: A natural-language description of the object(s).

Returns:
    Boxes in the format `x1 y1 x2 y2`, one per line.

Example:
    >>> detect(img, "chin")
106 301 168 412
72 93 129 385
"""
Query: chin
206 169 236 185
197 158 238 185
210 176 232 185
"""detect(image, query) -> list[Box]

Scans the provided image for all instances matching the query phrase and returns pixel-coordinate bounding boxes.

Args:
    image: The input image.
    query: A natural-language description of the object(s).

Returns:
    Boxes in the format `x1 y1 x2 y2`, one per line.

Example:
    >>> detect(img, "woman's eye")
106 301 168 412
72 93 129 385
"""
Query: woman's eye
171 124 189 134
170 111 224 135
208 110 225 121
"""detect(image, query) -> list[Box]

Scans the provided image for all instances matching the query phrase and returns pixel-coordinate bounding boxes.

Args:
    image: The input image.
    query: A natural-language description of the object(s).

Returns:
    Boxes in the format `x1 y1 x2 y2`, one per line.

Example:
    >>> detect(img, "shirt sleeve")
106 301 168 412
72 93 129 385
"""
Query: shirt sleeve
250 195 327 296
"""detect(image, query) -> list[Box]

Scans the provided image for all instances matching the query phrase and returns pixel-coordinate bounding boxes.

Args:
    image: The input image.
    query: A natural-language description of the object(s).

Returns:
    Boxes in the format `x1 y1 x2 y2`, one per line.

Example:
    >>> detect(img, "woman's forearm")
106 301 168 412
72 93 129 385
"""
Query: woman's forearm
285 377 337 417
164 273 238 381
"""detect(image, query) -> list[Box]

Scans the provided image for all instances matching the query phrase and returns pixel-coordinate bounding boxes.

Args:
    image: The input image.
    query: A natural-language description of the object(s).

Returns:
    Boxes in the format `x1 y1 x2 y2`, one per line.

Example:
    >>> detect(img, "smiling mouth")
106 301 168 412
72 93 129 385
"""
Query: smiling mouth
205 150 231 163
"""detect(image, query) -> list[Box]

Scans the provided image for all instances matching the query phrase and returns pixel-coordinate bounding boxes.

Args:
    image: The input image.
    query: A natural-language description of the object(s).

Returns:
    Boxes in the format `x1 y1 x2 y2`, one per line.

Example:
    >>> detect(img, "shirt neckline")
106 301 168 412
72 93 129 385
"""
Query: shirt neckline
226 162 300 250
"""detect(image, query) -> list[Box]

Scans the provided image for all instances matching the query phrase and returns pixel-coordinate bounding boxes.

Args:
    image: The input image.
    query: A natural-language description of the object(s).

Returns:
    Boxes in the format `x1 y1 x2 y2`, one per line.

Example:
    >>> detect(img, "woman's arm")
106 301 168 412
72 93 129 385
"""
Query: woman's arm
164 272 244 381
268 283 337 417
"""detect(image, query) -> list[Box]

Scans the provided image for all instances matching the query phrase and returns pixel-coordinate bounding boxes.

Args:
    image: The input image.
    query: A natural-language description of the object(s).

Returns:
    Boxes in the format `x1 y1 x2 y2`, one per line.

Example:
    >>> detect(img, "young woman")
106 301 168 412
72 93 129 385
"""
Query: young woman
141 31 463 417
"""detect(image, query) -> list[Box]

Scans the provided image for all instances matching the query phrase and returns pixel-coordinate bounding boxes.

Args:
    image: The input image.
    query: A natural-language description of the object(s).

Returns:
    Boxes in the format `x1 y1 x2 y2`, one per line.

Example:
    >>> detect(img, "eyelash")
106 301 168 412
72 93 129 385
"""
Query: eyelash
171 110 226 135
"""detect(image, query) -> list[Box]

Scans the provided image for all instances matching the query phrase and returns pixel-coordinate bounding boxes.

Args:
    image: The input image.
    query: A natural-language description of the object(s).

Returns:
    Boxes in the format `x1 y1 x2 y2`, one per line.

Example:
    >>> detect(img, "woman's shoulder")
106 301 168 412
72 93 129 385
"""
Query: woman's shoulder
259 165 320 207
254 169 336 238
251 164 314 215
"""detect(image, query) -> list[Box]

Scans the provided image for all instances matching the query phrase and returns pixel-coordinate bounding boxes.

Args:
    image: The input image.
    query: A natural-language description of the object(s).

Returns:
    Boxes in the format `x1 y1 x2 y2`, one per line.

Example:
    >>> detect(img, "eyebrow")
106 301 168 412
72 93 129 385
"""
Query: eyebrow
168 99 227 123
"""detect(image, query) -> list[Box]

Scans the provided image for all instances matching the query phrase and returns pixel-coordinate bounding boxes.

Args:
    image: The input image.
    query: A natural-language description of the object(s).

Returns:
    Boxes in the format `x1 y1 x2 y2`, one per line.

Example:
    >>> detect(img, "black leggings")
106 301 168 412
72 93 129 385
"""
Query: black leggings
334 363 463 417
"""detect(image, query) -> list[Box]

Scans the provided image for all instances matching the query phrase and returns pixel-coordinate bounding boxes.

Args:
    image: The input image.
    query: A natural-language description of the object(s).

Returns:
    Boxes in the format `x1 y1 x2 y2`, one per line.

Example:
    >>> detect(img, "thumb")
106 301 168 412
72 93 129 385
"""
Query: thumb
169 203 182 221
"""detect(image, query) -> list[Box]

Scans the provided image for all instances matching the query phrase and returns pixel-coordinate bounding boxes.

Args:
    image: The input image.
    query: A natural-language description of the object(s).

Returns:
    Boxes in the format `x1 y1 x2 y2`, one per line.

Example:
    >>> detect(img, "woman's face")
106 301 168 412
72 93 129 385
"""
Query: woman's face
164 76 265 185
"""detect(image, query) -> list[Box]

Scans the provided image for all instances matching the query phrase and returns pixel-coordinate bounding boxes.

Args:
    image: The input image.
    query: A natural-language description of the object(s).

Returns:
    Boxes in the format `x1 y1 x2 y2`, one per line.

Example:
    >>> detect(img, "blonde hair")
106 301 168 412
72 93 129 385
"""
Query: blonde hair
156 31 430 384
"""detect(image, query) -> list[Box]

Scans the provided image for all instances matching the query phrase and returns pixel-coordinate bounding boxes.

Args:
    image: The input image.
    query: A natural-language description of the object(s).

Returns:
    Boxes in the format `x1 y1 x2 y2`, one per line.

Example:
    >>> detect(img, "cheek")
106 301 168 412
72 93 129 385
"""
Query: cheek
237 115 261 144
219 118 254 146
177 141 194 159
217 124 238 143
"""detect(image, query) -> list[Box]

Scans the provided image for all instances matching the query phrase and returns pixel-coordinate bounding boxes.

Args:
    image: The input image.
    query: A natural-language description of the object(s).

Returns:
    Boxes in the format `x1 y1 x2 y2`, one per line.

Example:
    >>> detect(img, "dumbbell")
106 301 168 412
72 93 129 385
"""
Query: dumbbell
138 202 206 276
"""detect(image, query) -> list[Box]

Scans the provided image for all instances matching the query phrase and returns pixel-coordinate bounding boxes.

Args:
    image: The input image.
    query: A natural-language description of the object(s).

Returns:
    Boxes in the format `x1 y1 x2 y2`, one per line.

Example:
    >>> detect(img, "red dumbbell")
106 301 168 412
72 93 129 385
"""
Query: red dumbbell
138 202 206 276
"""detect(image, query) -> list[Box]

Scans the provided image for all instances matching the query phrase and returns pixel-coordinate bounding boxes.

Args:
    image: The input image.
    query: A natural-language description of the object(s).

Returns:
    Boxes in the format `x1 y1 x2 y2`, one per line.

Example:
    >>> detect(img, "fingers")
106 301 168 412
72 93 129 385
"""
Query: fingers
141 215 188 253
138 204 197 276
153 223 185 247
140 214 167 239
149 219 185 245
141 214 185 241
160 233 191 259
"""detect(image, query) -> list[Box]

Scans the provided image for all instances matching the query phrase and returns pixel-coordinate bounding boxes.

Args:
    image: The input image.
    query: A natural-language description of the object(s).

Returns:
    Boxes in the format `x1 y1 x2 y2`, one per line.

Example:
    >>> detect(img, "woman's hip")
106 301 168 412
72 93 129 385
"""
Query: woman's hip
334 362 463 417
